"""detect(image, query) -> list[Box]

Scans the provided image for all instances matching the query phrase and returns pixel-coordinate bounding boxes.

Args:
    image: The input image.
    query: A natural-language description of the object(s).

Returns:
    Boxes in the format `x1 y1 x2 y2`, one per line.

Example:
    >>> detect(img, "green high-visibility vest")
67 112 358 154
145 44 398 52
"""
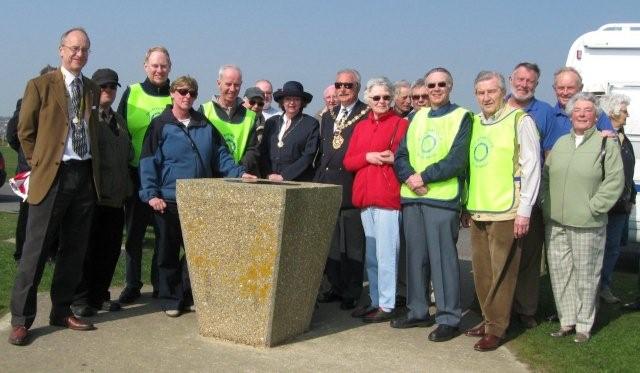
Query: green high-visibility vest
466 108 525 213
201 101 256 162
126 83 171 167
400 107 469 201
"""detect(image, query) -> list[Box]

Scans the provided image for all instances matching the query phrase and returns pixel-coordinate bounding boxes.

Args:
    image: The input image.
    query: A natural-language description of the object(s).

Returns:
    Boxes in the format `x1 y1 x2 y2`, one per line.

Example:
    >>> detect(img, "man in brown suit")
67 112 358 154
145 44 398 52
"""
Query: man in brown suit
8 27 102 346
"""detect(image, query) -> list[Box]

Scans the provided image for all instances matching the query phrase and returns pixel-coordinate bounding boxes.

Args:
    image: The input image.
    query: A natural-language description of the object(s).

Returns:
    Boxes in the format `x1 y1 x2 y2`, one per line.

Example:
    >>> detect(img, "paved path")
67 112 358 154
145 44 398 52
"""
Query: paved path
0 255 528 372
0 288 527 372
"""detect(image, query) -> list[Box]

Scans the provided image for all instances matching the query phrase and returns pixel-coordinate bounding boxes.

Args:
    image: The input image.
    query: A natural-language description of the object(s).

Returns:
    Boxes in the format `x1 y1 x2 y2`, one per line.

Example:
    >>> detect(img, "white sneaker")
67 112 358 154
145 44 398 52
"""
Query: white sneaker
599 287 620 304
165 309 181 317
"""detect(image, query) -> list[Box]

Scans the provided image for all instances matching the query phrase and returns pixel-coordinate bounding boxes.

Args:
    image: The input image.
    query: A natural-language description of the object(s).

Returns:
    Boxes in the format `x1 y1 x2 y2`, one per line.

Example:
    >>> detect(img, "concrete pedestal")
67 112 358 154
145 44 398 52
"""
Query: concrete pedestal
176 178 341 347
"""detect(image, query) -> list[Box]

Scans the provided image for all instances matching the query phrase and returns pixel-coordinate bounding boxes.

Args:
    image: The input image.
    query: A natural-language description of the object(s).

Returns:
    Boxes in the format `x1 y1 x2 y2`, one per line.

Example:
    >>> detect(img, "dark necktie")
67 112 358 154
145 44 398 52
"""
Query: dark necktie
71 78 88 157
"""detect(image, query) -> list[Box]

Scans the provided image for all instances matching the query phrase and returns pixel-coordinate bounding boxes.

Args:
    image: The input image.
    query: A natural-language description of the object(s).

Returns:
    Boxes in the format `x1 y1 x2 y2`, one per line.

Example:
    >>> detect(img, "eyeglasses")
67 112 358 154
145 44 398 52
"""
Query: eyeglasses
335 82 355 89
412 94 429 101
249 100 265 107
175 88 197 98
372 95 391 102
100 84 117 90
62 45 91 55
426 81 447 89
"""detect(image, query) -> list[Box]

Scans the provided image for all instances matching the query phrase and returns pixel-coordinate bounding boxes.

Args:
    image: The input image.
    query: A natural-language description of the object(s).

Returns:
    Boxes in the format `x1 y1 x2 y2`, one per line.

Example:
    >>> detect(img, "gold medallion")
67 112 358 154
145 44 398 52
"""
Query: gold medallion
332 134 344 149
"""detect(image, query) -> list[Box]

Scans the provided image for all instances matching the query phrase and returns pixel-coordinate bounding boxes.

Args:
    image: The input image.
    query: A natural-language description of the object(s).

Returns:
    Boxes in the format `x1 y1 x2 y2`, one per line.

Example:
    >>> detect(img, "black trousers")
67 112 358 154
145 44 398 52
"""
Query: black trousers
74 205 125 307
14 201 59 261
124 167 159 291
325 208 365 301
154 202 191 311
11 160 95 327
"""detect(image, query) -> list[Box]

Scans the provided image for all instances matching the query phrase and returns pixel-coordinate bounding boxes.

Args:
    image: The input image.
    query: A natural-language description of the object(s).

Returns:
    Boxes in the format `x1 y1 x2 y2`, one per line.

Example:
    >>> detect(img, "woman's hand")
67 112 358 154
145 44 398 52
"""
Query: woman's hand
268 174 284 181
380 150 394 164
241 173 258 179
149 197 166 214
366 152 384 165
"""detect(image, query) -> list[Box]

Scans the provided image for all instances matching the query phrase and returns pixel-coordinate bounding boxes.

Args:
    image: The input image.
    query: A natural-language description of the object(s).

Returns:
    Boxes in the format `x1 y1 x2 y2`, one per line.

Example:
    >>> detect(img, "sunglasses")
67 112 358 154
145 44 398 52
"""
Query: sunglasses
176 88 197 98
426 81 448 89
100 84 117 90
372 95 391 102
249 100 264 107
412 94 429 101
334 82 355 89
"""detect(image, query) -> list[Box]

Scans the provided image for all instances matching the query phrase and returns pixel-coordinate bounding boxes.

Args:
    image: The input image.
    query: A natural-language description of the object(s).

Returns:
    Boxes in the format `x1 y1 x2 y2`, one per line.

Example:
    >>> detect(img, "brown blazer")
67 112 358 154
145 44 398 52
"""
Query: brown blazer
18 69 102 204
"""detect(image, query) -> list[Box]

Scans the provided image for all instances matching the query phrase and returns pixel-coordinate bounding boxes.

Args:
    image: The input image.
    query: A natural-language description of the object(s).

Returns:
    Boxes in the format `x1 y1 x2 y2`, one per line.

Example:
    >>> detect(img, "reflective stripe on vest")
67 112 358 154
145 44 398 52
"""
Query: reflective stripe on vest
466 108 525 213
400 107 469 201
201 101 256 162
126 83 171 167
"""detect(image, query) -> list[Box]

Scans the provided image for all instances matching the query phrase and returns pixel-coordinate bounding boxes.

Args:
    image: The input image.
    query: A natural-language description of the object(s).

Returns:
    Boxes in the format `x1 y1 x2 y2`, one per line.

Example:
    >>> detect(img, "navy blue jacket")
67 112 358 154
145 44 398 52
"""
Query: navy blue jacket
139 106 244 202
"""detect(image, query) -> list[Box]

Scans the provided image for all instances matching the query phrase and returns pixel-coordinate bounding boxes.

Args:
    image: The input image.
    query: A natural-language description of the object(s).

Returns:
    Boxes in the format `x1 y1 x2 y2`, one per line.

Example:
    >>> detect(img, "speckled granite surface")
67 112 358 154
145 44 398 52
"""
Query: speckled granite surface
176 178 341 347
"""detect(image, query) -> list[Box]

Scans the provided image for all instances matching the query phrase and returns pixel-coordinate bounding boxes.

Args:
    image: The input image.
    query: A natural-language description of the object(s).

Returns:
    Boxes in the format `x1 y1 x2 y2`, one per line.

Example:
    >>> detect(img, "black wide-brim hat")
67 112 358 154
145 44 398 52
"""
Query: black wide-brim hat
273 81 313 104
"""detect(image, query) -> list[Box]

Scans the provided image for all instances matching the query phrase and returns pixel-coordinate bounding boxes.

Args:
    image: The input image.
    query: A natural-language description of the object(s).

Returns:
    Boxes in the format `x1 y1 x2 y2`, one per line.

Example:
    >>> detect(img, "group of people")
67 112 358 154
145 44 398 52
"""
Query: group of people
6 27 640 352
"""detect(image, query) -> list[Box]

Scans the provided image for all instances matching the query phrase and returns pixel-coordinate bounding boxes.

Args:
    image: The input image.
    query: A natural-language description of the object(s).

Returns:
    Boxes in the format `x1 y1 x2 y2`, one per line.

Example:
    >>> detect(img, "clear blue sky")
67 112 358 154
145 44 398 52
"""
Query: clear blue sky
1 0 637 115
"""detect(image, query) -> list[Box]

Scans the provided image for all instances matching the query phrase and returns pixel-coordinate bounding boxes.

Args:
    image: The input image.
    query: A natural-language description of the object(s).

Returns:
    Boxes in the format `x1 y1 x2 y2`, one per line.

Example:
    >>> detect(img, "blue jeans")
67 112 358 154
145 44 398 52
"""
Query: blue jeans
602 213 629 289
361 207 400 311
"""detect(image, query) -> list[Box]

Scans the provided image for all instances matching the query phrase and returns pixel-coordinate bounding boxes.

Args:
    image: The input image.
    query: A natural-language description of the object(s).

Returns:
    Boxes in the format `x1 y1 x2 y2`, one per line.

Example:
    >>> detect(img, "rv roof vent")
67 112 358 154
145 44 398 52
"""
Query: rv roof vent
598 23 640 32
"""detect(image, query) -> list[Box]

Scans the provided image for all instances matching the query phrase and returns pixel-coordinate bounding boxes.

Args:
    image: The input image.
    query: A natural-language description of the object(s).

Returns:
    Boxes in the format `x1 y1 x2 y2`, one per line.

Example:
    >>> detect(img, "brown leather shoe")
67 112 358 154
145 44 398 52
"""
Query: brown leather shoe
8 326 28 346
464 323 485 337
474 334 502 351
351 304 376 318
50 316 95 331
362 308 395 323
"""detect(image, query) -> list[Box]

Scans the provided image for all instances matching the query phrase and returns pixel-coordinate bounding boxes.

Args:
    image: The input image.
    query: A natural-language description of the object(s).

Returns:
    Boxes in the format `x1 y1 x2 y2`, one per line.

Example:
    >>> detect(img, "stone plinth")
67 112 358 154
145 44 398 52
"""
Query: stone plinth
176 178 341 347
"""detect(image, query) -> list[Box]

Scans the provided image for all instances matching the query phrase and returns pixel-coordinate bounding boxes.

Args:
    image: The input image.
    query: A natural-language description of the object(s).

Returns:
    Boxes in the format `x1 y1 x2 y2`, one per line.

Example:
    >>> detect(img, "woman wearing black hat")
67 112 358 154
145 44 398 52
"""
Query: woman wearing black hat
260 81 320 181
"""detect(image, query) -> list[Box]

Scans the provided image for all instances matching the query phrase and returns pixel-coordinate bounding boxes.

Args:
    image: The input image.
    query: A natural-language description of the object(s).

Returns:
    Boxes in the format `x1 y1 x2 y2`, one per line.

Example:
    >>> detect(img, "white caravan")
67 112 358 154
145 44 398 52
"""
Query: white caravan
566 23 640 241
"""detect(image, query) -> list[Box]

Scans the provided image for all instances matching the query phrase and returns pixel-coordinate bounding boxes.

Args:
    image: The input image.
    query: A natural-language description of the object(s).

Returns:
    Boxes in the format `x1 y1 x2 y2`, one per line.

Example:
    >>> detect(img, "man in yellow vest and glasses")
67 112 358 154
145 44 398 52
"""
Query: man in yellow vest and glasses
462 71 541 351
393 67 472 343
116 46 172 304
199 64 260 175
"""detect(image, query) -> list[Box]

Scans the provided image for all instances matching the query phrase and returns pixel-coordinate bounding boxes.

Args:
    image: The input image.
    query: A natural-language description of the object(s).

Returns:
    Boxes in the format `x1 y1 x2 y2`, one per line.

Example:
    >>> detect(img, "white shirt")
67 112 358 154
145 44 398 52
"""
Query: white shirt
61 66 91 161
262 106 281 120
334 102 356 131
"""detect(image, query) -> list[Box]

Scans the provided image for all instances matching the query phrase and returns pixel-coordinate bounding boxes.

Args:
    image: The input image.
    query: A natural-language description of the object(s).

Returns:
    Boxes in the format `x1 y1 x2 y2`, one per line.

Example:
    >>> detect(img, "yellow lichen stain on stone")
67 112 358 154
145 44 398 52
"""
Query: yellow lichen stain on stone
238 223 277 303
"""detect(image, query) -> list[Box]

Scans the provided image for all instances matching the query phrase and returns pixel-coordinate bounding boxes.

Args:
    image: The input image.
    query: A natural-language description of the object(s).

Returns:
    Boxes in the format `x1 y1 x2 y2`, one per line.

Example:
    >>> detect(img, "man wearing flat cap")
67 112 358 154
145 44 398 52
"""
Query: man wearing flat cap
243 87 267 154
72 68 132 317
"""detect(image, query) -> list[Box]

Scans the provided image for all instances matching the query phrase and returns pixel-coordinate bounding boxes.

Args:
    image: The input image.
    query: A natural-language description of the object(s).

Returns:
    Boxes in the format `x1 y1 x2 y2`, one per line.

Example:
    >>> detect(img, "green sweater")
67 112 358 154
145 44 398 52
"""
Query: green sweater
542 126 624 228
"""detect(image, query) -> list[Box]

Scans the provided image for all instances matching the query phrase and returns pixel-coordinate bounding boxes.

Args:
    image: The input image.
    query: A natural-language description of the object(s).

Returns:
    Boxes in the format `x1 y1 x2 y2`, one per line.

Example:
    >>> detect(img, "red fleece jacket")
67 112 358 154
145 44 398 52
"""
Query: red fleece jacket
343 110 408 210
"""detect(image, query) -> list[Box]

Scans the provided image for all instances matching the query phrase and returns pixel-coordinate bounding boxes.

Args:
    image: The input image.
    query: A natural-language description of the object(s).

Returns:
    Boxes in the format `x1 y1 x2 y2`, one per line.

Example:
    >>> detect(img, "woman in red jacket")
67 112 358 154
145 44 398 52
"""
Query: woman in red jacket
344 77 409 323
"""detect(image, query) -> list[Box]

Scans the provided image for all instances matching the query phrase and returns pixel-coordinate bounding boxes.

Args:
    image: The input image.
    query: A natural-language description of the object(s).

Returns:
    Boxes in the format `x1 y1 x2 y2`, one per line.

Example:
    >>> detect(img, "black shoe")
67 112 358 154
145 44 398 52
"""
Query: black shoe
98 300 122 312
340 298 357 310
317 290 342 303
622 300 640 311
428 325 458 342
118 287 141 304
390 314 434 329
362 308 395 323
71 305 96 317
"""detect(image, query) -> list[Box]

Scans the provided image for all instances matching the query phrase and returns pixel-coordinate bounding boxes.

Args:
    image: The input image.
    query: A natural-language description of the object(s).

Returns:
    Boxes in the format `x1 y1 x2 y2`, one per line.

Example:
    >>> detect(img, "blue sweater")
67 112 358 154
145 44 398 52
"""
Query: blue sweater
138 106 244 202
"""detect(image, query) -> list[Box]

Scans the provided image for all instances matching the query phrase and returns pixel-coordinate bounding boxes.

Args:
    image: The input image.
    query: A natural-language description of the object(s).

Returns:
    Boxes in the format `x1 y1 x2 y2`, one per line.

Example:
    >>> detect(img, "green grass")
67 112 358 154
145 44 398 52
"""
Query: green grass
0 212 154 316
2 144 18 178
506 272 640 372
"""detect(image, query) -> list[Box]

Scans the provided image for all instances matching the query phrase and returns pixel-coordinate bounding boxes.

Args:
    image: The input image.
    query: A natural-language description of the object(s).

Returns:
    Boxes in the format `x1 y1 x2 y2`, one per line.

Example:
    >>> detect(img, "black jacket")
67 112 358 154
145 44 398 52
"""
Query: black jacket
6 99 30 173
260 112 319 181
314 100 368 209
